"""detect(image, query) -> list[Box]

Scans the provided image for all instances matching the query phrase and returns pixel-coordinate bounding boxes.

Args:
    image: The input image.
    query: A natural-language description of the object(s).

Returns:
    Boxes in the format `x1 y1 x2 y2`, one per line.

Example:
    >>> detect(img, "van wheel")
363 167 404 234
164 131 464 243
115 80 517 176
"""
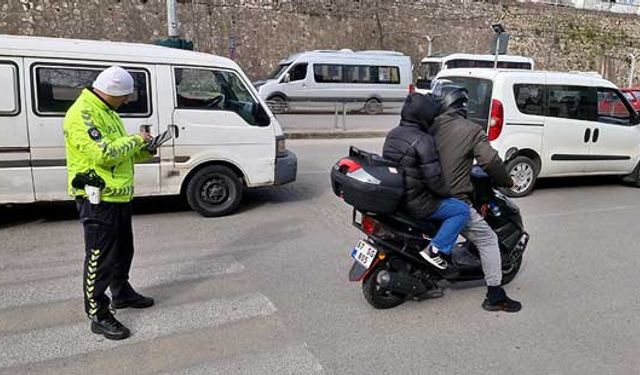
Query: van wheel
186 165 243 217
267 96 288 114
505 156 537 198
363 98 383 114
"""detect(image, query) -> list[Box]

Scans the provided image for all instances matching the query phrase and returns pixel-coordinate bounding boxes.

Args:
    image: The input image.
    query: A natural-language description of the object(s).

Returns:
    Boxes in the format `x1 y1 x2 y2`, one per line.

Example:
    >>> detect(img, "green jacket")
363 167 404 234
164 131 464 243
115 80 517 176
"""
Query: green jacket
63 89 152 203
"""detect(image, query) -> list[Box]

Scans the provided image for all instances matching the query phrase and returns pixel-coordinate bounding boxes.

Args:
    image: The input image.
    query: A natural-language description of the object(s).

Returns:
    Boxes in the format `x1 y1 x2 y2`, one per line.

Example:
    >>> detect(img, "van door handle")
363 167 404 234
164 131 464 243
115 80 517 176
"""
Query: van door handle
592 128 599 143
584 128 591 143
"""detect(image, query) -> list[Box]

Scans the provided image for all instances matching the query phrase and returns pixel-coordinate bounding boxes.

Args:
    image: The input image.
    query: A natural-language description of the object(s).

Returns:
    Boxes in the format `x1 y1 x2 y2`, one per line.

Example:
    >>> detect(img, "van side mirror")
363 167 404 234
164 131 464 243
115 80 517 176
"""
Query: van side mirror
282 73 291 83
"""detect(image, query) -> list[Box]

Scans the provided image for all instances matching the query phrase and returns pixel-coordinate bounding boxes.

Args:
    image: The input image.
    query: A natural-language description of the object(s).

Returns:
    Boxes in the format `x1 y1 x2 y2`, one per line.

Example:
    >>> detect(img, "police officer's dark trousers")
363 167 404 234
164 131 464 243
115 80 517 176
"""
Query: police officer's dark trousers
76 198 135 318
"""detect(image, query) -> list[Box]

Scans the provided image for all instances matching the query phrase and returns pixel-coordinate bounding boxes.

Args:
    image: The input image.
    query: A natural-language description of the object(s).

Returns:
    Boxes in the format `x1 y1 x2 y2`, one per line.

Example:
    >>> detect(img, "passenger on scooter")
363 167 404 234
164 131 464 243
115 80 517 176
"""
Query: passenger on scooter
382 93 469 270
430 81 522 313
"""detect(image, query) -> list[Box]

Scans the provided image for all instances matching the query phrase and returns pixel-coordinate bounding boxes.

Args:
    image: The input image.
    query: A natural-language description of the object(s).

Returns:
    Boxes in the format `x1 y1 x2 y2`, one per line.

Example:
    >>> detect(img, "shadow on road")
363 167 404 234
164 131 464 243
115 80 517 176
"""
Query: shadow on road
532 175 630 192
0 179 324 228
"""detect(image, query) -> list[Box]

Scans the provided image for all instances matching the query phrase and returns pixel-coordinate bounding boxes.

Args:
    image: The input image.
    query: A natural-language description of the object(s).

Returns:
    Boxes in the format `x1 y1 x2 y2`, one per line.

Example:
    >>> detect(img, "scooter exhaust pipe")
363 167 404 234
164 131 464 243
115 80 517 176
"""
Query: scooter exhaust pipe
376 270 427 296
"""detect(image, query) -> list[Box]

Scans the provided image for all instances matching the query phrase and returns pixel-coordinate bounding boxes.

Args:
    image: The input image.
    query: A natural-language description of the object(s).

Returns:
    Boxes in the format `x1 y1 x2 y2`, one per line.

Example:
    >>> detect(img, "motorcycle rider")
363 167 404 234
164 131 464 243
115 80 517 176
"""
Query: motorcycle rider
382 92 470 270
430 81 522 312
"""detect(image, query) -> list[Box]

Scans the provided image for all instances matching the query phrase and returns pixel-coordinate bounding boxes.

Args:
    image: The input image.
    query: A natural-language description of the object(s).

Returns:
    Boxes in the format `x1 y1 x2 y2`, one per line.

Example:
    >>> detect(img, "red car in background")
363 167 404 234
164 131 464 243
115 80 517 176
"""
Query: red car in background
621 88 640 112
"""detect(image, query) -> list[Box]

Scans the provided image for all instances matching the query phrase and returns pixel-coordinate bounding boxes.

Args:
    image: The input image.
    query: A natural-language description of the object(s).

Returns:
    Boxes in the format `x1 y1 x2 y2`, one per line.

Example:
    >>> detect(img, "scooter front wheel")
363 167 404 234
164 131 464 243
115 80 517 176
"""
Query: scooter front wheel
362 262 407 309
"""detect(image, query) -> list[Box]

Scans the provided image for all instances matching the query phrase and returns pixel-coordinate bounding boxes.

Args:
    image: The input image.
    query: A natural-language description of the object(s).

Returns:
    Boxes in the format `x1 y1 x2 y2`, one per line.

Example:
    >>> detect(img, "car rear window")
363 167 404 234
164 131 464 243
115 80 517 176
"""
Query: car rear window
443 77 493 128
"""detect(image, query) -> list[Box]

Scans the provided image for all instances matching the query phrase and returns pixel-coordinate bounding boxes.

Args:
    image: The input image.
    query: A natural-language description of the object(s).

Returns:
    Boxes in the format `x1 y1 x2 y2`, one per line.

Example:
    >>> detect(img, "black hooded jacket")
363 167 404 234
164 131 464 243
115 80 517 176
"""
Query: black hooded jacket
382 93 450 218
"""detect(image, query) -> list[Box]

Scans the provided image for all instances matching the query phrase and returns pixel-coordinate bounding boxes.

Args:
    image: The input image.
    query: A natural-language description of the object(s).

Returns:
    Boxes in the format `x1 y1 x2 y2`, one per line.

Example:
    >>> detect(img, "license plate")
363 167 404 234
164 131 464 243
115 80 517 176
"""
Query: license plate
351 240 378 269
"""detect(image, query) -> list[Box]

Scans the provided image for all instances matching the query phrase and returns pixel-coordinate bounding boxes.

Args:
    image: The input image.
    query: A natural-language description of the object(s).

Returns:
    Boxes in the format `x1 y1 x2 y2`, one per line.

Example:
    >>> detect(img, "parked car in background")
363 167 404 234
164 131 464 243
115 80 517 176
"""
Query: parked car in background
435 68 640 197
0 34 296 217
416 53 534 89
620 88 640 111
253 49 413 114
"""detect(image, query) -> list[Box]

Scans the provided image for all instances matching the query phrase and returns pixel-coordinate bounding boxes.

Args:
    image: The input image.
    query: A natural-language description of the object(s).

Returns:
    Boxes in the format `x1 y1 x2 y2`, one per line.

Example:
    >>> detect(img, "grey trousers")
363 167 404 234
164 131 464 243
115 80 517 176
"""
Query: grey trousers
461 207 502 286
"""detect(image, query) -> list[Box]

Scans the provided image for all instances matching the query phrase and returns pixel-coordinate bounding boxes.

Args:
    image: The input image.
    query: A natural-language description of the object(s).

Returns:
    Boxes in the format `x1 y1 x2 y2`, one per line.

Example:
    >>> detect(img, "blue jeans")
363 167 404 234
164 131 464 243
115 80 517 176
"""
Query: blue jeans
429 198 470 254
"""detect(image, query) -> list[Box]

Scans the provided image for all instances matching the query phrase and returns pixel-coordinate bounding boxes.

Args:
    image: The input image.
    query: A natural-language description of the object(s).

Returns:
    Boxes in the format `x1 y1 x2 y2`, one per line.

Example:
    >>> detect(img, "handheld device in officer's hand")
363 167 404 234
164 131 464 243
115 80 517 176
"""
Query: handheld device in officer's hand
144 129 173 152
72 171 105 204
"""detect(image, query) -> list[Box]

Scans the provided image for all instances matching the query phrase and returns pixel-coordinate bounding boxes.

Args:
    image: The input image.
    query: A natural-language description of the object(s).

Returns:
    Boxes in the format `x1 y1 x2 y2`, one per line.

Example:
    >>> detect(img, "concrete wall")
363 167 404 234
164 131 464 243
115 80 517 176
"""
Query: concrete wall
1 0 639 86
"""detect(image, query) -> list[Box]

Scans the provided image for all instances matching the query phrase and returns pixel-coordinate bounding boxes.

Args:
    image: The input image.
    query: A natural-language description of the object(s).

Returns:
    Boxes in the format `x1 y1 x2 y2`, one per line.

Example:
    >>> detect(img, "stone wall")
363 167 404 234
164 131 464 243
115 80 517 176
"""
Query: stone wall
1 0 639 85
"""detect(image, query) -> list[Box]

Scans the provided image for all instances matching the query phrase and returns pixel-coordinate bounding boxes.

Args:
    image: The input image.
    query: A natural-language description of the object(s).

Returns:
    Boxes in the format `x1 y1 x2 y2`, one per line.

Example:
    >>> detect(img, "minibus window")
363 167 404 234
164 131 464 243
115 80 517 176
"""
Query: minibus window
175 67 270 127
34 66 150 117
0 63 18 115
267 64 290 80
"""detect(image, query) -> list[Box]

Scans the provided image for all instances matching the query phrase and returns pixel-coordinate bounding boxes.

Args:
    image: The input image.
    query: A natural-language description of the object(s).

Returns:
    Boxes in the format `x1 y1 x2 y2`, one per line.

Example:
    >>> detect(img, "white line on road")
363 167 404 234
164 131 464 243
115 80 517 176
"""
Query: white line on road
164 345 325 375
0 255 244 310
0 293 276 369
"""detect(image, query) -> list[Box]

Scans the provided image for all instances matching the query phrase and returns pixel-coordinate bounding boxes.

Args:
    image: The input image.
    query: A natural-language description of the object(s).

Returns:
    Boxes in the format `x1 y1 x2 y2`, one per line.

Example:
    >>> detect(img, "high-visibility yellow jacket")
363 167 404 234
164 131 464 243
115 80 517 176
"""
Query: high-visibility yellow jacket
63 89 151 203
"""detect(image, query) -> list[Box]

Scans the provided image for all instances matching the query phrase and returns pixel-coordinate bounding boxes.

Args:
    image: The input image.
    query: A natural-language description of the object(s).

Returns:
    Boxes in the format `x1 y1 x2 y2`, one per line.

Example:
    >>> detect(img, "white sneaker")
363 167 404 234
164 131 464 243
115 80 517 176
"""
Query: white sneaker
419 245 448 270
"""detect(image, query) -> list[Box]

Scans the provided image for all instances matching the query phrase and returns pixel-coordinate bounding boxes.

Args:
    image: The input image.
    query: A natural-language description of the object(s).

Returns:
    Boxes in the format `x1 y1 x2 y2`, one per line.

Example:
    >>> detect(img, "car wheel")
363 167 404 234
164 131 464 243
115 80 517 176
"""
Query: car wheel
267 95 288 114
362 98 383 115
186 165 243 217
504 156 538 198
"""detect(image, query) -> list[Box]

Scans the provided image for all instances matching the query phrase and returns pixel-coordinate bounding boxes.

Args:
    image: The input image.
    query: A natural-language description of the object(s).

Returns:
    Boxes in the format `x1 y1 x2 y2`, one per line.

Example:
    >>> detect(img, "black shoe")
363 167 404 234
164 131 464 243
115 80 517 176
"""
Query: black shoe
111 293 154 309
482 286 522 313
91 312 130 340
419 245 448 270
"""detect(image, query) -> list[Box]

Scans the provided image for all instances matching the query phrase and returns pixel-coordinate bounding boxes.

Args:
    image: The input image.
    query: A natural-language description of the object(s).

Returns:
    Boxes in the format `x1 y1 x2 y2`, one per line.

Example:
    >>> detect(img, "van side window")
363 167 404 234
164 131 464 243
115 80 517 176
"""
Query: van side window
546 85 597 121
0 62 19 116
513 84 544 116
288 63 308 82
313 64 399 84
313 64 343 83
33 66 150 117
174 67 270 127
597 88 633 126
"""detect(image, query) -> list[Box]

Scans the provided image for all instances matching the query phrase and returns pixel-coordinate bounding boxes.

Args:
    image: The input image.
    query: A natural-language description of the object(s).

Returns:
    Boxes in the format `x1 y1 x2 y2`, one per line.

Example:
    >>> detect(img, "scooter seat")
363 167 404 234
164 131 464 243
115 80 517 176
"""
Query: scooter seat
385 212 440 234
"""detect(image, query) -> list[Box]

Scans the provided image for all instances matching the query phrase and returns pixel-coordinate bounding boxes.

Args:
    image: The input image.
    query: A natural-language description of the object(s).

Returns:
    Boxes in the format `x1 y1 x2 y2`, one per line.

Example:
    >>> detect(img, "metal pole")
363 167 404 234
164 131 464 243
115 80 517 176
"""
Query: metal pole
493 35 500 69
334 102 339 130
342 102 347 131
427 36 433 56
167 0 180 38
628 53 637 88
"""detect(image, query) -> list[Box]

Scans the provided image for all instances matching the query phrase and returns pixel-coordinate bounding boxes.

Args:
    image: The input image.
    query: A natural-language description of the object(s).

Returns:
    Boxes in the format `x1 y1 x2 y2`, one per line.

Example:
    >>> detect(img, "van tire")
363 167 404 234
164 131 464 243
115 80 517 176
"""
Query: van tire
267 95 288 114
504 156 537 198
186 165 243 217
363 98 383 114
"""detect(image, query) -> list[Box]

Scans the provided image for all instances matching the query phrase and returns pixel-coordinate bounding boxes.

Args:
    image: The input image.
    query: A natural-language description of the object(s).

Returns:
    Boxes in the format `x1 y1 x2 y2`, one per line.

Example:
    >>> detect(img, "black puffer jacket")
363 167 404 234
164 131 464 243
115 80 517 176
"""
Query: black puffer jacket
382 93 450 218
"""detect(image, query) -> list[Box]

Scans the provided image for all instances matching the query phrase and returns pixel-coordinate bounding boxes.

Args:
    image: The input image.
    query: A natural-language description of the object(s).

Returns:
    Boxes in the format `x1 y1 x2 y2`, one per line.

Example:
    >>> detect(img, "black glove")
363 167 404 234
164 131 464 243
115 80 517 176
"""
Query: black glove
72 170 105 190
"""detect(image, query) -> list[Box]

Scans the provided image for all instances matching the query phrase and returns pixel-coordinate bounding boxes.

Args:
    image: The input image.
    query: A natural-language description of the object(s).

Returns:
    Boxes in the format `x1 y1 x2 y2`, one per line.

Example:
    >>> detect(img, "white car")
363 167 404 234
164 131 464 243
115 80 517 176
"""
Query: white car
0 34 296 216
436 68 640 196
253 49 413 114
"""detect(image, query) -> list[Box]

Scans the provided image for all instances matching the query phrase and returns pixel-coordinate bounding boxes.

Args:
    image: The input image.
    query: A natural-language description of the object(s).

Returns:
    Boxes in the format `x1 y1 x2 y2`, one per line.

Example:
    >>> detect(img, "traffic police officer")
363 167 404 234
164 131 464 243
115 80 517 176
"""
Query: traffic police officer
64 66 154 340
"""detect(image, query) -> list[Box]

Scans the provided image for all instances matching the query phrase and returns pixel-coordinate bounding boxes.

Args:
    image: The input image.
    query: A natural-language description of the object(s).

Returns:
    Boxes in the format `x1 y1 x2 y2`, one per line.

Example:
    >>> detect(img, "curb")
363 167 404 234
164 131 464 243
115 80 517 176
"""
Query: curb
284 130 387 139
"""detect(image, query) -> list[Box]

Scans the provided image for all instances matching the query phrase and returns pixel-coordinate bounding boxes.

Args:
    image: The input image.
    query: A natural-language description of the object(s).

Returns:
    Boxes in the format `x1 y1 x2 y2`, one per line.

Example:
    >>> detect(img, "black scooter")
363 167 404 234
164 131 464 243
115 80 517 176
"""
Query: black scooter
333 149 529 309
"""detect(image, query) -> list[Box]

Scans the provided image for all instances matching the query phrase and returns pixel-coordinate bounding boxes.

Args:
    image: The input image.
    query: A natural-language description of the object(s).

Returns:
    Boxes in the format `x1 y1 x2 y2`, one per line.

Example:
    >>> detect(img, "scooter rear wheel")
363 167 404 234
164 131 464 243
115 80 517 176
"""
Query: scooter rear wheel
362 264 406 309
501 255 523 285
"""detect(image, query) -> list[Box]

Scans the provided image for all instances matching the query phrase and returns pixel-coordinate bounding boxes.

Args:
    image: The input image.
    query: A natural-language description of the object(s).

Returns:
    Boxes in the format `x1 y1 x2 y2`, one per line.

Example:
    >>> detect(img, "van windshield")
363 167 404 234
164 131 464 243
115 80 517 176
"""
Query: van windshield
442 76 493 128
267 63 290 80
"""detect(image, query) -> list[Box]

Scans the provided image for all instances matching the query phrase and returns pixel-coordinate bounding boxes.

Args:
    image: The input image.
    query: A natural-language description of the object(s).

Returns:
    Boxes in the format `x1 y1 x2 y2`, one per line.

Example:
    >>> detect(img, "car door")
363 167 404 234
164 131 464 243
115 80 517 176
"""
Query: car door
586 88 640 173
25 59 160 201
542 84 597 175
280 63 309 101
0 57 34 203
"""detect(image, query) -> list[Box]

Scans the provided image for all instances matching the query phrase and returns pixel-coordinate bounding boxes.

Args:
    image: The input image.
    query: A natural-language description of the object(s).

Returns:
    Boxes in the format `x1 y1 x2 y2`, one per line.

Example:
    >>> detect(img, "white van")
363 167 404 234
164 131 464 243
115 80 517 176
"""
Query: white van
253 49 413 114
435 68 640 196
0 35 297 216
417 53 534 89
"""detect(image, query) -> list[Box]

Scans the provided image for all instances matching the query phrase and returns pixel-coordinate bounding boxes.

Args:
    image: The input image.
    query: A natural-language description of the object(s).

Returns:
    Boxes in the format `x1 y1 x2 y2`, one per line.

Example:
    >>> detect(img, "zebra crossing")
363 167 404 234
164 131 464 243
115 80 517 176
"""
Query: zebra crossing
0 249 325 374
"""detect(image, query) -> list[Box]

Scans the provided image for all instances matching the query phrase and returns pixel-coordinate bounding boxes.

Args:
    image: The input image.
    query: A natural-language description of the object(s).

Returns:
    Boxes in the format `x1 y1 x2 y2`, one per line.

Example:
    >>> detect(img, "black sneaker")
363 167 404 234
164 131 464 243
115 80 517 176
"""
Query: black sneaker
91 311 130 340
111 293 154 309
419 245 448 270
482 286 522 313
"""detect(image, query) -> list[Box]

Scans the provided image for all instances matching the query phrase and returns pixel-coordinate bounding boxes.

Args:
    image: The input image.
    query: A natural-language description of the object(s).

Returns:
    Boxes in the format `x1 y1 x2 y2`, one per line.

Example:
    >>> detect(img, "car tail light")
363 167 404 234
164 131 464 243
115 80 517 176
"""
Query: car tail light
408 84 415 94
337 158 361 173
488 99 504 141
361 215 380 235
